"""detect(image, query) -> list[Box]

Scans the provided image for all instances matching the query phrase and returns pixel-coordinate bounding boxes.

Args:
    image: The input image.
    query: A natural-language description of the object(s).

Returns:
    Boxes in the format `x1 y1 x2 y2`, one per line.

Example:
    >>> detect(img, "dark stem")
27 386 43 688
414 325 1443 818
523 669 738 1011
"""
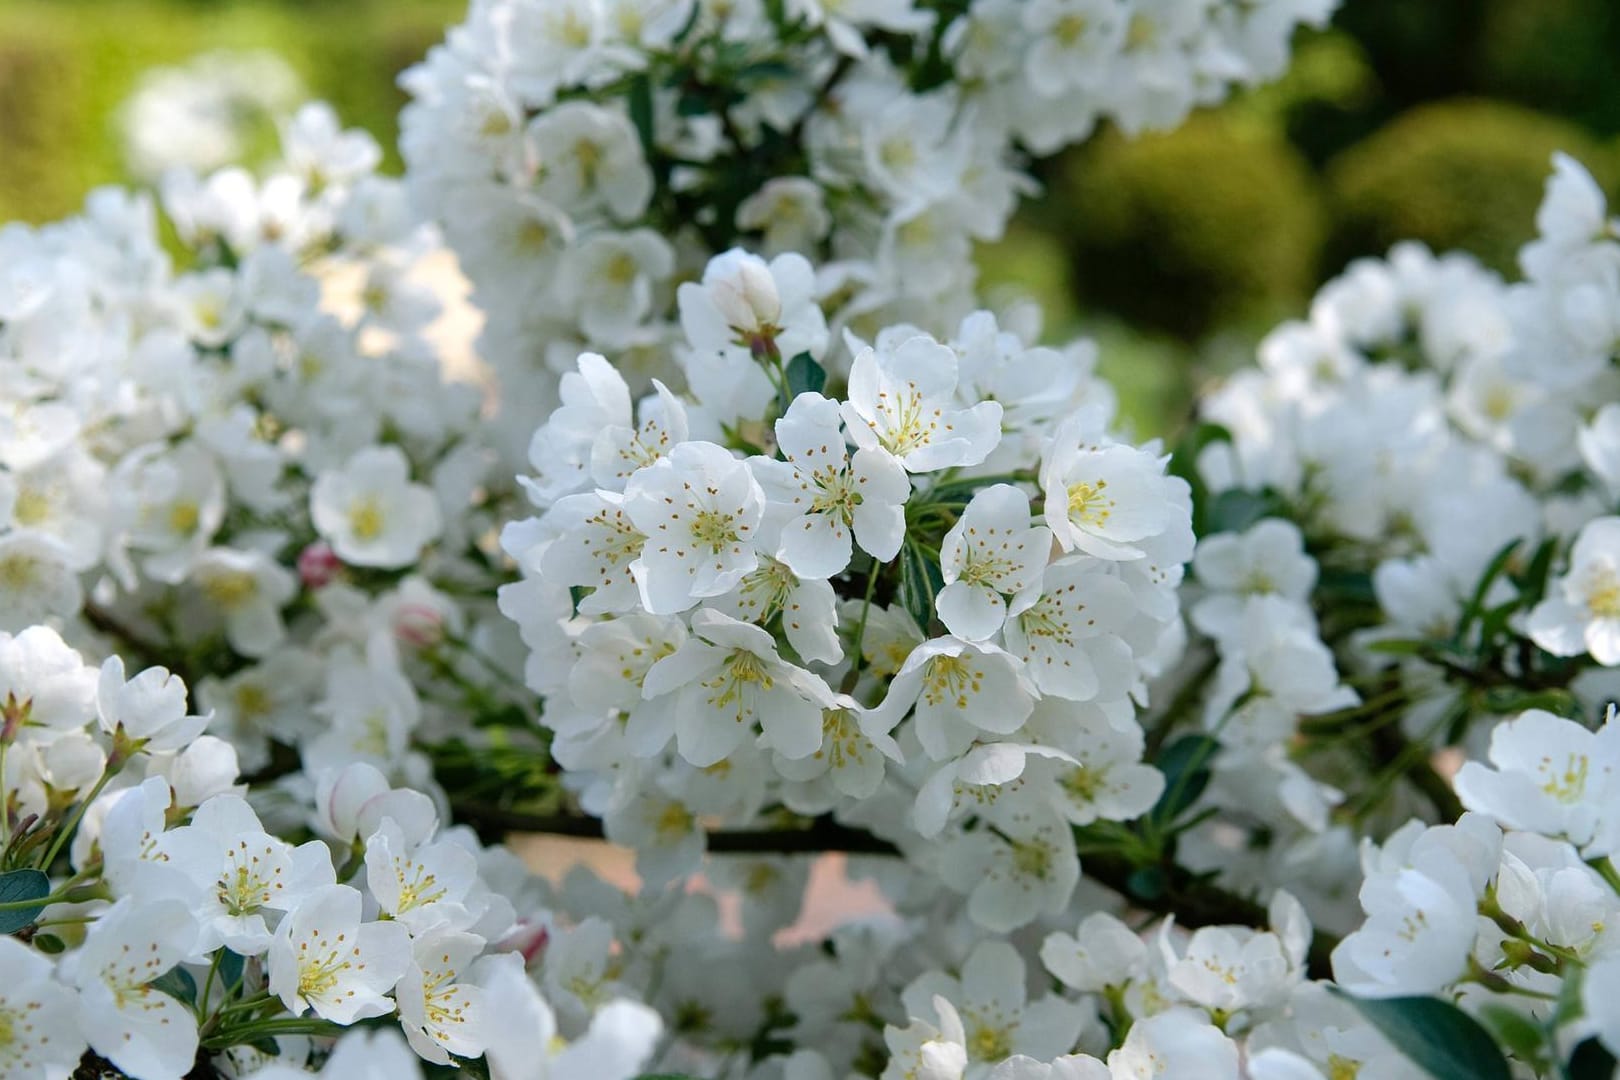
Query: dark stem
454 804 1341 977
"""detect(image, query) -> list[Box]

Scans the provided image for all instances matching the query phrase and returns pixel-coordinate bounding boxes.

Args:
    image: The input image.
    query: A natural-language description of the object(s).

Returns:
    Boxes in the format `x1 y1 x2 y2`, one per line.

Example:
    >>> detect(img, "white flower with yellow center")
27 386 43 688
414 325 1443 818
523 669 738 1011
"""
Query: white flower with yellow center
0 530 81 632
112 441 226 584
1003 560 1137 701
397 928 490 1065
65 898 200 1080
937 484 1051 641
268 883 412 1024
901 942 1089 1072
1022 0 1125 97
622 441 765 615
166 793 336 955
310 446 443 569
537 490 648 615
559 228 675 347
773 697 902 804
1040 421 1179 560
869 636 1034 761
1529 516 1620 665
704 555 843 664
751 391 911 580
841 334 1003 475
1189 518 1318 642
364 817 483 934
640 608 838 766
1454 707 1620 856
940 807 1080 931
191 546 298 658
0 937 84 1079
528 101 651 219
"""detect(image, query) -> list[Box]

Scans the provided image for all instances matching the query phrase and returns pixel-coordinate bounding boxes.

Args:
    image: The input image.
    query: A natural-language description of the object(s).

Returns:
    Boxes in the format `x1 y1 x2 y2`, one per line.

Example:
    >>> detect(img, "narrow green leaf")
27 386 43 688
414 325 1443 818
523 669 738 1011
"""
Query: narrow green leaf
1454 539 1521 643
218 950 246 993
1148 735 1218 828
627 75 655 158
784 352 826 399
897 543 941 632
1363 638 1429 657
1338 991 1512 1080
0 868 51 933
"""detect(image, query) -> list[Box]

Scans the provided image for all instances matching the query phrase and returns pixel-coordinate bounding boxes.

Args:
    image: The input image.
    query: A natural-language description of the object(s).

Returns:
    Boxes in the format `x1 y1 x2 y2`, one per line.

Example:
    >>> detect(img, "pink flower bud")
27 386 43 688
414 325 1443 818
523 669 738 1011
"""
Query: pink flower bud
298 541 342 589
393 602 446 649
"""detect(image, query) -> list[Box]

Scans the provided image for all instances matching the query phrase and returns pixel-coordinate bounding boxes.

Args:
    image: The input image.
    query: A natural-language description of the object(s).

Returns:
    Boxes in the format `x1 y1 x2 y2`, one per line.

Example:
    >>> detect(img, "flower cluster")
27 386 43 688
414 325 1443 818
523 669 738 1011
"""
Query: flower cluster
1325 706 1620 1070
501 246 1194 927
14 0 1620 1076
398 0 1335 462
0 627 661 1079
0 100 541 807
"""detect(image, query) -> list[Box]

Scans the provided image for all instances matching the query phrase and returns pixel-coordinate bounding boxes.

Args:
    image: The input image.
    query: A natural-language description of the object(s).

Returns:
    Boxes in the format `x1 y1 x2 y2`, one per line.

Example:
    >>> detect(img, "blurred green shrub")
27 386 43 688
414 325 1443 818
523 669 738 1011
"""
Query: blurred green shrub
1050 115 1326 342
0 0 454 223
1325 99 1612 275
1479 0 1620 136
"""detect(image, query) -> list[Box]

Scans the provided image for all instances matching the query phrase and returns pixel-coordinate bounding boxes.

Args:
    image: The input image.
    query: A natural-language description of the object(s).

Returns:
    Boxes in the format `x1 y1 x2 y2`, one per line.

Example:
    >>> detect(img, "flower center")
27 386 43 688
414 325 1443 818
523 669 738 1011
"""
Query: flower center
1010 837 1053 880
1540 752 1590 803
0 554 39 592
921 655 982 709
690 508 741 553
348 498 385 542
203 570 259 610
169 500 201 535
12 488 49 526
1066 478 1113 528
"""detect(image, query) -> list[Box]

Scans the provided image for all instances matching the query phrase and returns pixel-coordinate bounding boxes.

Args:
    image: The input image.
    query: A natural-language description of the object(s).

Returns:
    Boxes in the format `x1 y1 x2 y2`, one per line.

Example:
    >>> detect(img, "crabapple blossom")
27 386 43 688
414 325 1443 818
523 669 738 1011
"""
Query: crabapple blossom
936 485 1051 642
310 447 444 569
1454 708 1620 855
842 335 1004 474
268 883 413 1024
1529 516 1620 665
751 391 911 578
622 441 766 614
0 936 85 1078
639 608 838 766
67 898 201 1080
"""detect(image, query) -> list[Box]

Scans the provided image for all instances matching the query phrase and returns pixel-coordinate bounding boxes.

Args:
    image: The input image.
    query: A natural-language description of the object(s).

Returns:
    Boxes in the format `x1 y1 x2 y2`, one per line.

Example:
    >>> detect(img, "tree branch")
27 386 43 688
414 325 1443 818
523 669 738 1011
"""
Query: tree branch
455 803 1341 977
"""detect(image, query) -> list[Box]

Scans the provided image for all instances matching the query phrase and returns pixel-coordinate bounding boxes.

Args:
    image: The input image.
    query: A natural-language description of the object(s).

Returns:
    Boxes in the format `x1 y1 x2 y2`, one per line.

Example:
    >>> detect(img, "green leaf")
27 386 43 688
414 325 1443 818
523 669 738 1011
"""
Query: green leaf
897 543 942 632
1202 488 1280 536
1475 1004 1544 1064
32 933 65 954
1454 539 1521 643
1338 992 1512 1080
627 75 655 159
1148 735 1219 828
1126 866 1165 901
218 950 246 993
1567 1037 1619 1079
0 869 51 933
784 352 826 399
151 965 198 1006
1363 638 1430 657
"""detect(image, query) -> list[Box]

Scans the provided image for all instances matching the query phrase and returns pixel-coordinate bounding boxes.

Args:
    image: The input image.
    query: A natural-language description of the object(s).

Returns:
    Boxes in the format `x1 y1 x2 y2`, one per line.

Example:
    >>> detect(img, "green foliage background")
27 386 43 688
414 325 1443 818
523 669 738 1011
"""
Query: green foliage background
3 0 1618 434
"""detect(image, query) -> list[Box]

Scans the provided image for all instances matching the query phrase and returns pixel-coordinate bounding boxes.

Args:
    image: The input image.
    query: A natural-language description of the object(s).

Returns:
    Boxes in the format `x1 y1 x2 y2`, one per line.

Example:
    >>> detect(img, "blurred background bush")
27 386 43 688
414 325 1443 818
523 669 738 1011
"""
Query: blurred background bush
3 0 1616 434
